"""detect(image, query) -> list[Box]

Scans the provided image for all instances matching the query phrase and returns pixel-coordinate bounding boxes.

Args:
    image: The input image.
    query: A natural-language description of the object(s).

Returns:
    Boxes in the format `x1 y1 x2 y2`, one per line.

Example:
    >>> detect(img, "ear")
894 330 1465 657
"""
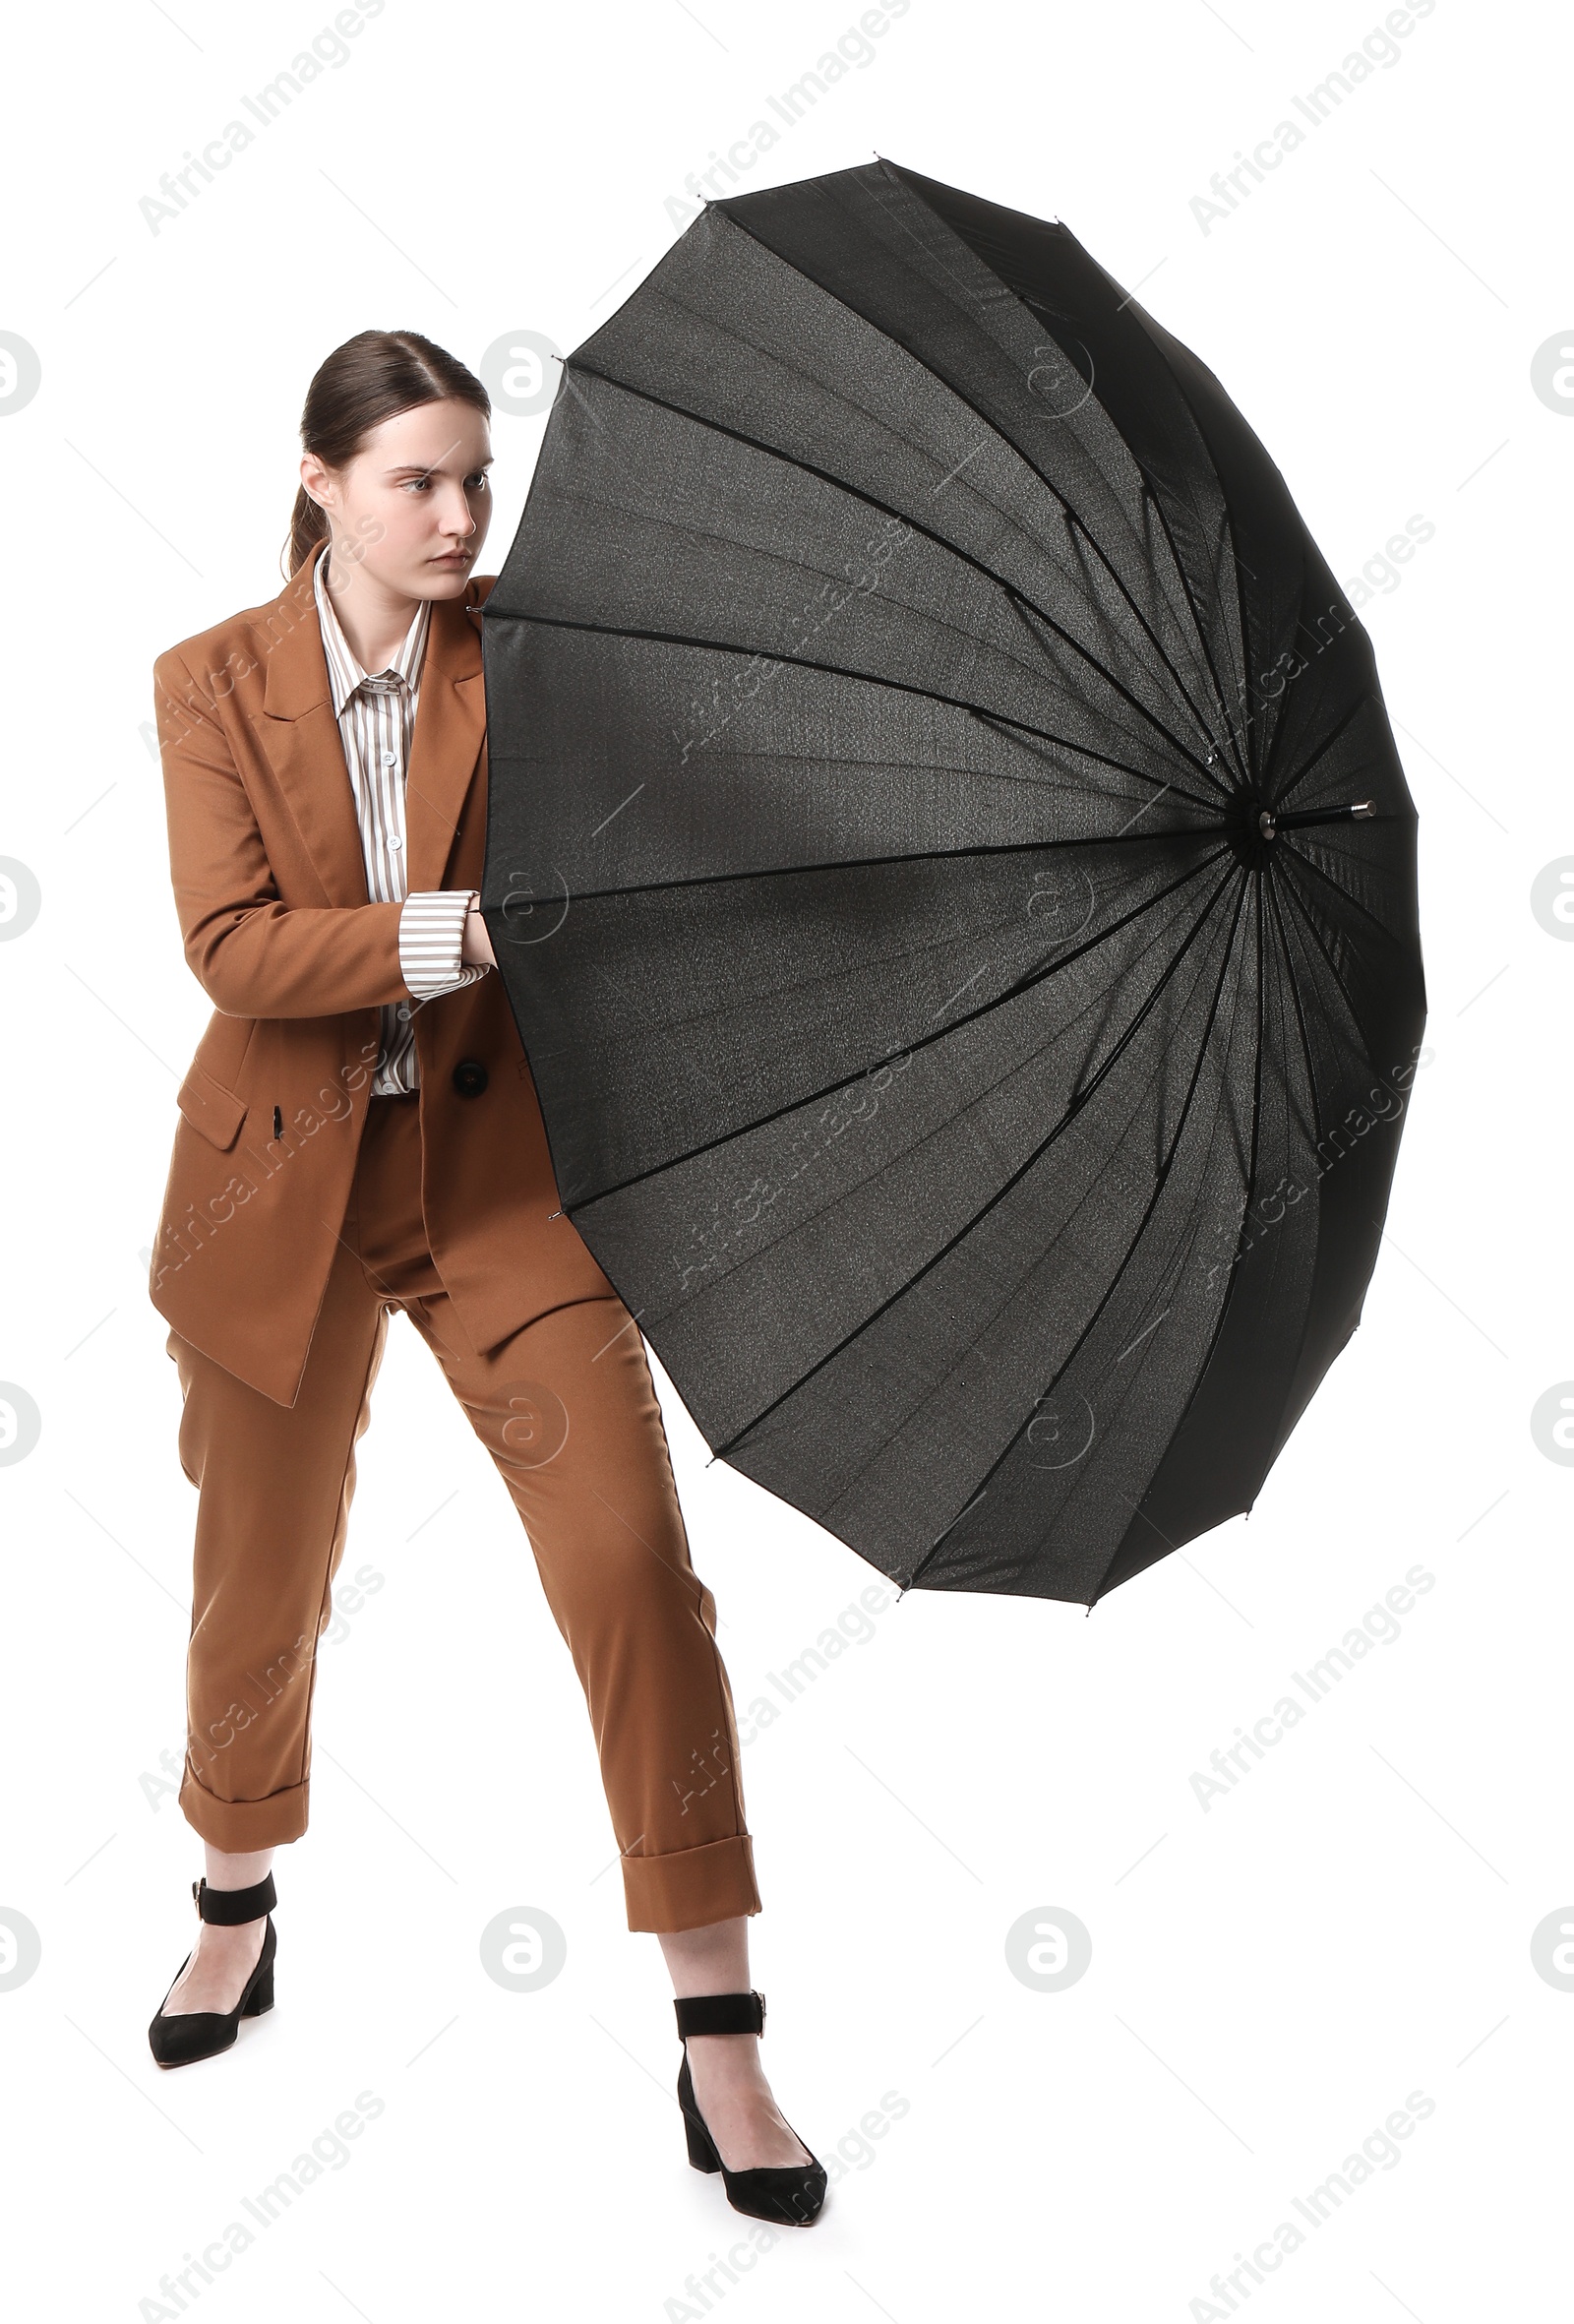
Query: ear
299 451 334 510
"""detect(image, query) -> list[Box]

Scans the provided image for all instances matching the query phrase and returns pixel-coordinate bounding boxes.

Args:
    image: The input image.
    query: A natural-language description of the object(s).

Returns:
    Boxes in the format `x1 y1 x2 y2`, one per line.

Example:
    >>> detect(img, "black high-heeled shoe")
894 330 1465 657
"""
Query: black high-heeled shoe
674 1989 827 2227
148 1873 277 2069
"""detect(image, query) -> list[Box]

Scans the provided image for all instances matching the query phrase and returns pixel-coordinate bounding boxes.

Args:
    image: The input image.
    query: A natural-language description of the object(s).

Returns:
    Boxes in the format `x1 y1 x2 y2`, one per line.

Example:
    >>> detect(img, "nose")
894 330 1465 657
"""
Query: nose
439 482 478 536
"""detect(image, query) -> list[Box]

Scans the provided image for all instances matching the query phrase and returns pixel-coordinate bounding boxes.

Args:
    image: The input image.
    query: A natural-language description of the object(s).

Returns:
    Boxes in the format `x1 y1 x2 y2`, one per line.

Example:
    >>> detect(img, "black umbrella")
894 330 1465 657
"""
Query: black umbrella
479 158 1425 1608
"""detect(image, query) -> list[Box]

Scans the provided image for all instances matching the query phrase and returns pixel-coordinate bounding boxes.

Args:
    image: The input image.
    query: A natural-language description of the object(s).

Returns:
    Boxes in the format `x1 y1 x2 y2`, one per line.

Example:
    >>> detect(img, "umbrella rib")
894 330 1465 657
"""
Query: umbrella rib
573 843 1236 1207
487 605 1220 813
1261 692 1380 811
1063 498 1242 790
1259 860 1390 1462
520 823 1231 910
647 867 1221 1248
1086 868 1271 1604
1129 476 1253 791
710 858 1243 1462
1212 499 1259 789
1274 831 1406 949
565 357 1231 794
568 357 1236 793
851 165 1248 779
1266 618 1388 793
553 845 1227 1143
1260 868 1397 1529
907 867 1255 1588
961 704 1220 815
1267 858 1374 1062
881 163 1256 796
888 197 1253 796
1042 869 1262 1585
1262 867 1328 1148
712 201 1252 791
1234 870 1341 1440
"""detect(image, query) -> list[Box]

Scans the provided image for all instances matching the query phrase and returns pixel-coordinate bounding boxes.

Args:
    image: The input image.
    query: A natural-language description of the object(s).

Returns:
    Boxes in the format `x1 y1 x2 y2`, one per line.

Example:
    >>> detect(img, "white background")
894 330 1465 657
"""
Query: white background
0 1 1568 2317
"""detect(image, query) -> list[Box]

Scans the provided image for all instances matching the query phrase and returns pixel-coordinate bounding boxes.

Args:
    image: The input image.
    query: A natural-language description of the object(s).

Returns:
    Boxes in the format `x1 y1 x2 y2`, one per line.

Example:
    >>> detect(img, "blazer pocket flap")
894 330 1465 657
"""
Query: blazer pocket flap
176 1065 249 1151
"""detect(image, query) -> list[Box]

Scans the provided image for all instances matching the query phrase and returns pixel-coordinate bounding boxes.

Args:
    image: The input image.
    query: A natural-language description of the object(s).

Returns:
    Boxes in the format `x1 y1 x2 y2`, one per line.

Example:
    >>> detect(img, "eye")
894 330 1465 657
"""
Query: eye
467 472 490 492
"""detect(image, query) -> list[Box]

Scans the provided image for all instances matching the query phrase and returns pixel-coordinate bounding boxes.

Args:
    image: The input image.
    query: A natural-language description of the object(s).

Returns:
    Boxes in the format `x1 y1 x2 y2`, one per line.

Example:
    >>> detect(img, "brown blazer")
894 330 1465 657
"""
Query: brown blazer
148 537 614 1408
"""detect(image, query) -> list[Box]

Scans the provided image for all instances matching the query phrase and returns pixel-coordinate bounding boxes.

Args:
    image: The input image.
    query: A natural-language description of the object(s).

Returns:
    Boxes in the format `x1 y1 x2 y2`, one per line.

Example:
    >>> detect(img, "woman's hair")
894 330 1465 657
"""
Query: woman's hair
283 329 491 578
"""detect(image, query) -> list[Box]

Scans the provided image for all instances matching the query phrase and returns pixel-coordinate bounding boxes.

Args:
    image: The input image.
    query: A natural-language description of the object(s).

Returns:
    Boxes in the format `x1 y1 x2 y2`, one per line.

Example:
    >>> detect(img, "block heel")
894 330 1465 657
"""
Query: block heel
681 2082 722 2172
241 1962 274 2017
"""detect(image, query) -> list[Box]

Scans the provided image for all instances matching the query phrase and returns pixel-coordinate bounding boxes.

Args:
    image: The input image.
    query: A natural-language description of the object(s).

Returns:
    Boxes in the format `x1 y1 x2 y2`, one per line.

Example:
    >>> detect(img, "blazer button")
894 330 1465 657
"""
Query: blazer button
453 1058 489 1099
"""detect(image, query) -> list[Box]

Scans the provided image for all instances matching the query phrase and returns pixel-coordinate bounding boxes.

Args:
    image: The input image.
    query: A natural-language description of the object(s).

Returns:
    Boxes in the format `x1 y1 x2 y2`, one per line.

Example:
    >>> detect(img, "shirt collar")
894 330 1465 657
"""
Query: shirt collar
314 545 433 718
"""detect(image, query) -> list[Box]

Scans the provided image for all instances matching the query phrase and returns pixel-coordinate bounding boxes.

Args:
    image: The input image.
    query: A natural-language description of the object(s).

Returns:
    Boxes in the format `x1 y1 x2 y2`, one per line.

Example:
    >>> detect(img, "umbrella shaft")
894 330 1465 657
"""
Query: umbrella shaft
1259 799 1375 835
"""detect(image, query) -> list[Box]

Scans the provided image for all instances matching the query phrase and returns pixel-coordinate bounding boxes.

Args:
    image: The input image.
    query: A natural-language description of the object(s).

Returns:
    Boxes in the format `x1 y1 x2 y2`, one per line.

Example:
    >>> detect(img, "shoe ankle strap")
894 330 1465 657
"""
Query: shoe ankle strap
193 1872 276 1925
674 1988 765 2040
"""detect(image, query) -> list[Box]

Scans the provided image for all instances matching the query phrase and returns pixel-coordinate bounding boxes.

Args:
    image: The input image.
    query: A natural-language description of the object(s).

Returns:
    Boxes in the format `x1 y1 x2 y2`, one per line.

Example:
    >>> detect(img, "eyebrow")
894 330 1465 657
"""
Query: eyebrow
383 458 495 478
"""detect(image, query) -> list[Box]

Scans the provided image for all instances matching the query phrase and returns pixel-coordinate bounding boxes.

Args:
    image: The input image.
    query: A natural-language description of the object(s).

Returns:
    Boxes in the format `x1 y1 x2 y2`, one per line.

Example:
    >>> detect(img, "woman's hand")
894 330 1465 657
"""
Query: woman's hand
460 895 496 968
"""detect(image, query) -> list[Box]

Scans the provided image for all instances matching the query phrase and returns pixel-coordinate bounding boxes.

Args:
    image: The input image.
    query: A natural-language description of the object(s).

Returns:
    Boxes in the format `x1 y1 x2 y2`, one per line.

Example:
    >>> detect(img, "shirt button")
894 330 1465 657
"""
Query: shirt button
381 750 398 768
388 834 403 850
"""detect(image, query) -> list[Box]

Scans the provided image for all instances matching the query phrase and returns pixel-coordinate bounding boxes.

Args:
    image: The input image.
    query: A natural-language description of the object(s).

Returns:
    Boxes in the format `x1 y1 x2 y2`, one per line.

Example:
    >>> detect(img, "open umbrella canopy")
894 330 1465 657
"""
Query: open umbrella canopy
479 157 1425 1608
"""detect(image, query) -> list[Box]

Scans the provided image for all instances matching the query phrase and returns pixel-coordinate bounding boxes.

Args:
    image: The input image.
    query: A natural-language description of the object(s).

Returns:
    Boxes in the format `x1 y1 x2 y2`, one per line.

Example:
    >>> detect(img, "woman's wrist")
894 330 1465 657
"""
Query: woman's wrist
460 893 495 968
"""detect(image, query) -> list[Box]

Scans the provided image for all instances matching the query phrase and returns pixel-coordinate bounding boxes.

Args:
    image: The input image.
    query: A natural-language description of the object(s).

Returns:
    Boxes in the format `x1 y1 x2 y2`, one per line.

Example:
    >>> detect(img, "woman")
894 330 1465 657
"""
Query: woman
143 328 825 2227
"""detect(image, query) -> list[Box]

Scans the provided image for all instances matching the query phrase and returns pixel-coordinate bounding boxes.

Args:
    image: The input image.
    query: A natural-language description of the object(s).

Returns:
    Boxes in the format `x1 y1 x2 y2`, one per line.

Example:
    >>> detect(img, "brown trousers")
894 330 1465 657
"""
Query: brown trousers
165 1089 760 1933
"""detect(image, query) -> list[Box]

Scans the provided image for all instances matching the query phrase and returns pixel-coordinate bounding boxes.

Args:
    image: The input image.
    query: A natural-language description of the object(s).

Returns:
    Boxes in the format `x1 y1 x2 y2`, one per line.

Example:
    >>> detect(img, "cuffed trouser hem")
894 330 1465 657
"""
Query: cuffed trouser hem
179 1766 309 1851
621 1833 761 1933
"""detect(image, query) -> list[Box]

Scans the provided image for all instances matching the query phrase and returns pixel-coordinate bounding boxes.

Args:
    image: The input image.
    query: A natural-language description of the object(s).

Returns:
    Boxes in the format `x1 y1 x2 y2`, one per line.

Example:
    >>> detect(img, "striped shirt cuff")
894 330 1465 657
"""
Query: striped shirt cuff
399 888 491 1000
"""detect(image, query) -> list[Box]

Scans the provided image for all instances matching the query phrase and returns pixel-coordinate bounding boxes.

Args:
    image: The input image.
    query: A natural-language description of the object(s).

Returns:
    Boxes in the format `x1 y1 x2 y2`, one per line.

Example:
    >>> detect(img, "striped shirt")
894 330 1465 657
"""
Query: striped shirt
314 548 490 1096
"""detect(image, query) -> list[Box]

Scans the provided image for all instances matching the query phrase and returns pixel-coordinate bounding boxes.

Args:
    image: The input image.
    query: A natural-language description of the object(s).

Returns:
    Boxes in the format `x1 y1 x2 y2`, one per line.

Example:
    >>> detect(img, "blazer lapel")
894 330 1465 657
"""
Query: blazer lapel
258 541 370 908
256 540 486 906
403 590 486 895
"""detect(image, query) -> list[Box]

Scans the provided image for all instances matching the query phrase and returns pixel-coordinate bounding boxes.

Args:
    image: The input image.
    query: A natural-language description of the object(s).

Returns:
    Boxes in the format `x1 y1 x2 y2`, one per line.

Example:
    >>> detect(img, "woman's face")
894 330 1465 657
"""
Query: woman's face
301 396 494 598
